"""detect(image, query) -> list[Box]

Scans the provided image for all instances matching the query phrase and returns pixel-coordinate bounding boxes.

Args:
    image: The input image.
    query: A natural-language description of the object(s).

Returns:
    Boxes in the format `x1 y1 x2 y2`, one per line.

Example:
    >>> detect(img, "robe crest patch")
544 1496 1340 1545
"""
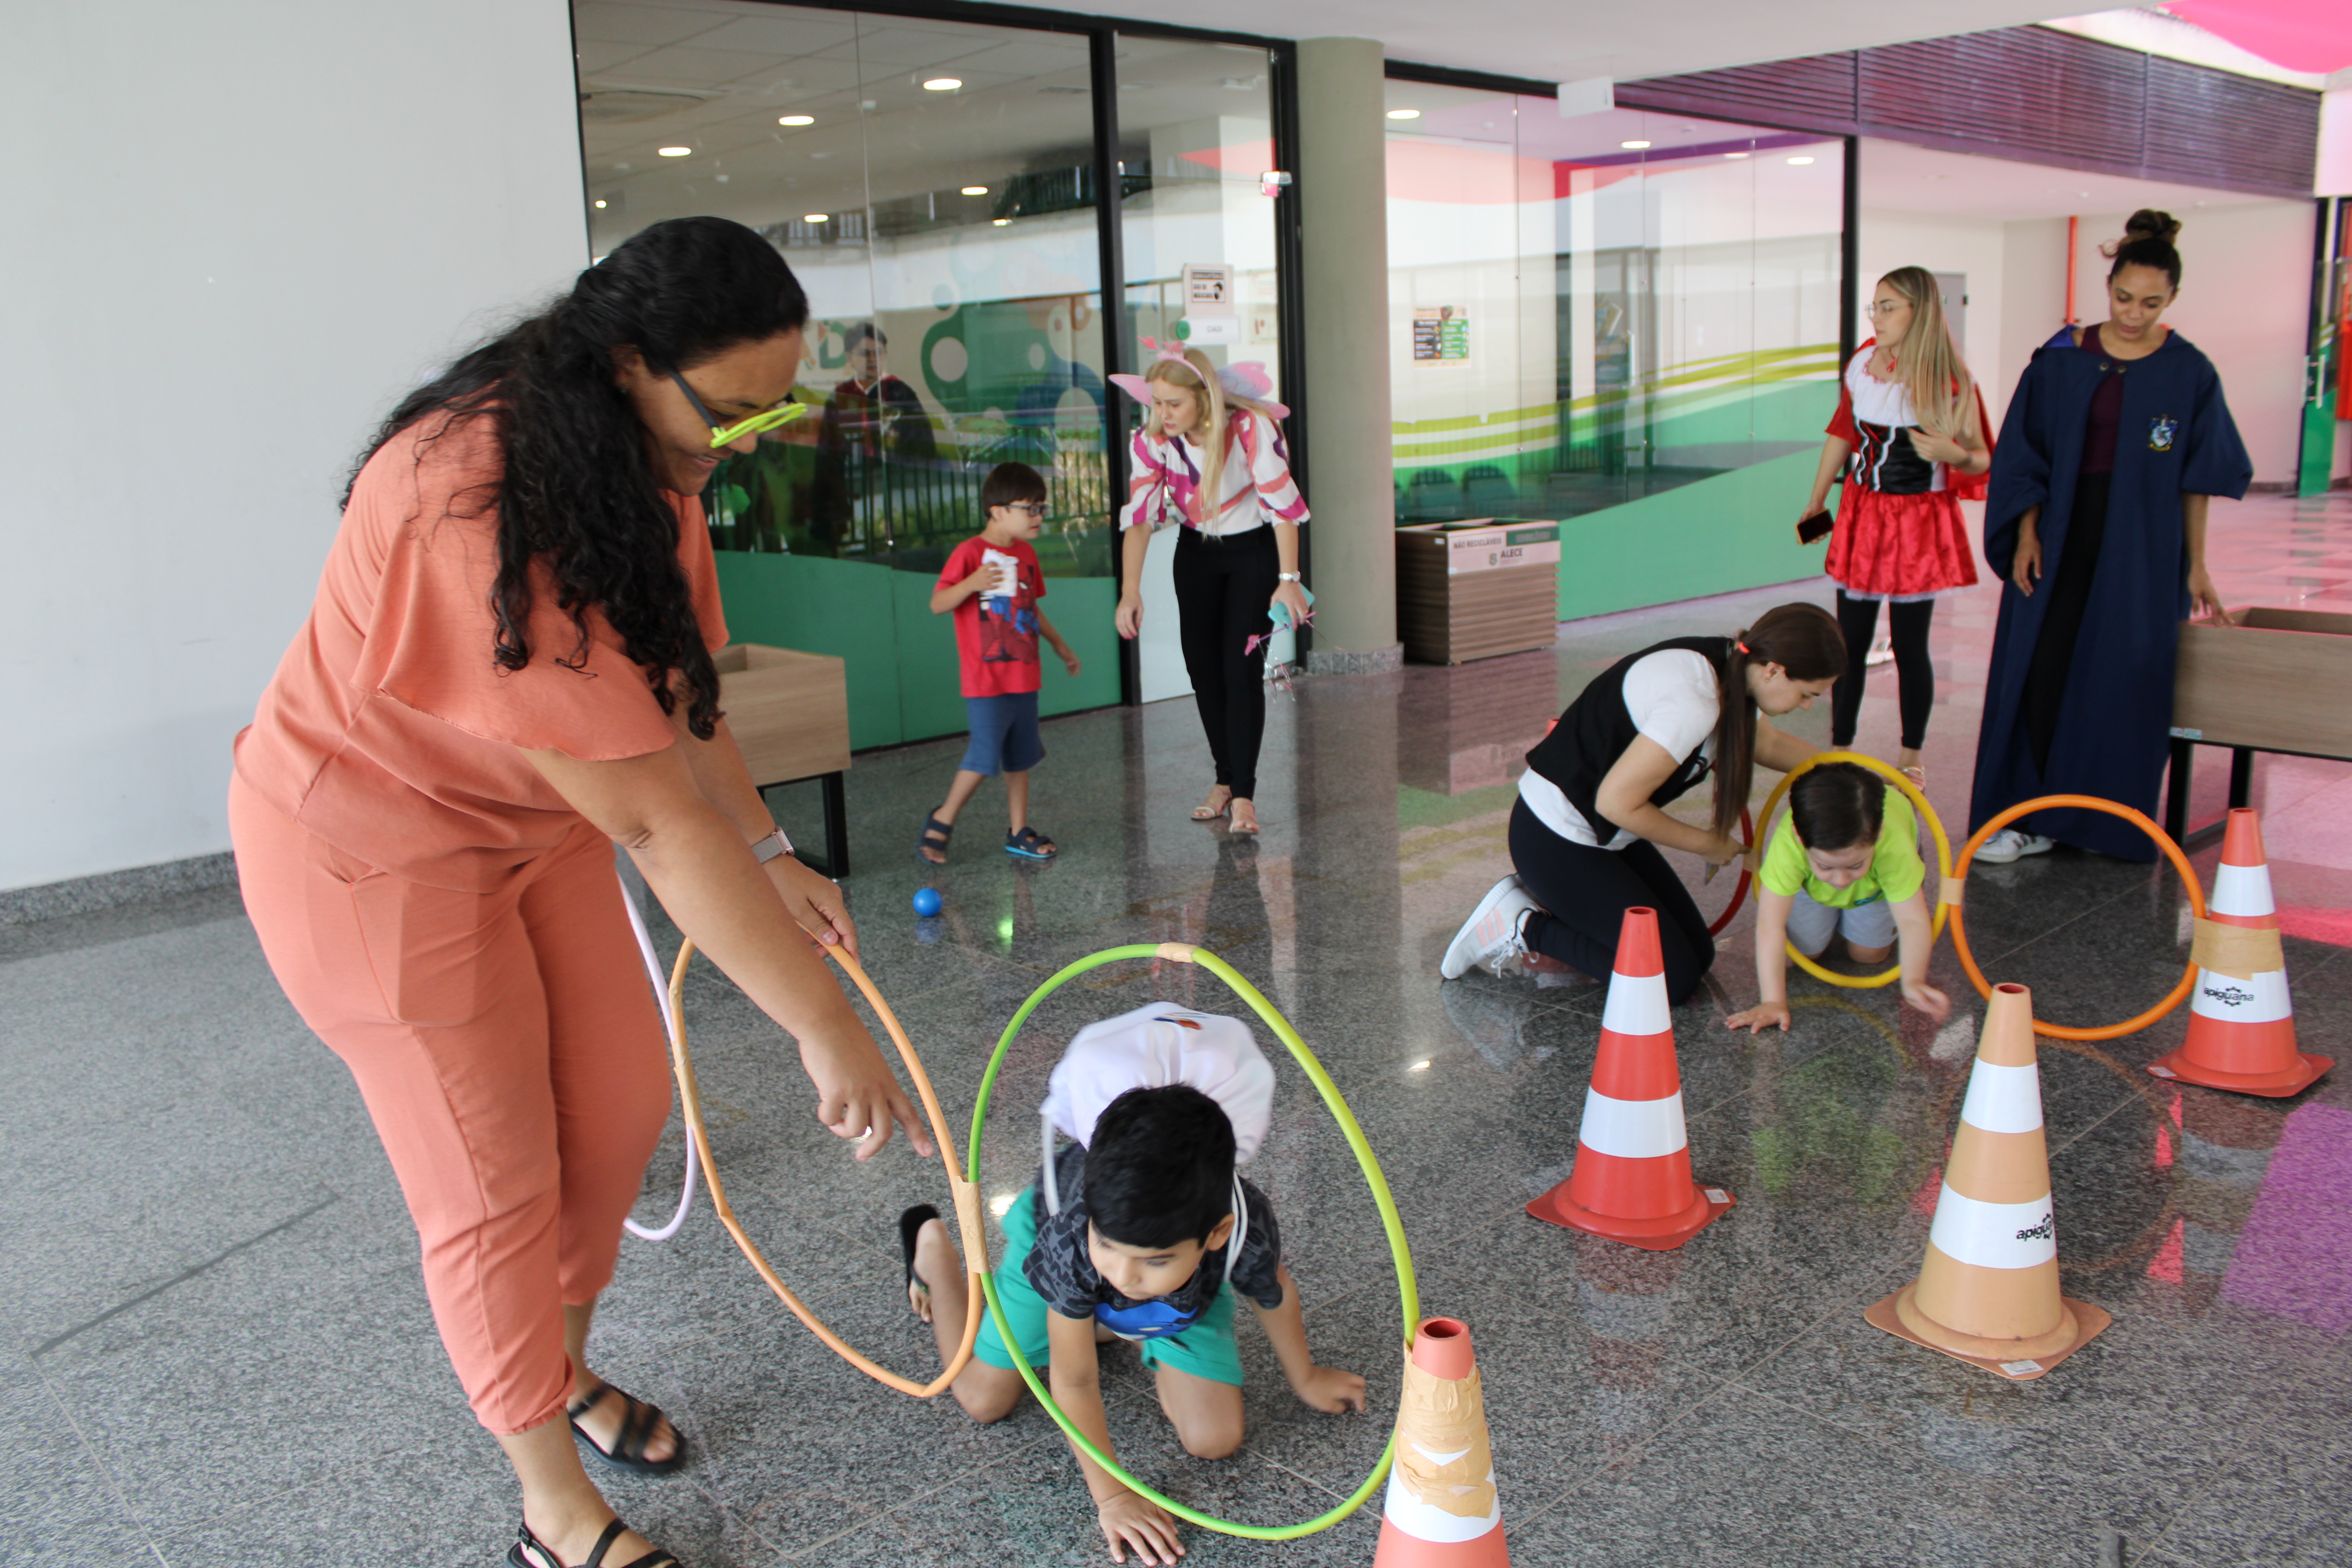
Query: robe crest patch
2148 416 2179 452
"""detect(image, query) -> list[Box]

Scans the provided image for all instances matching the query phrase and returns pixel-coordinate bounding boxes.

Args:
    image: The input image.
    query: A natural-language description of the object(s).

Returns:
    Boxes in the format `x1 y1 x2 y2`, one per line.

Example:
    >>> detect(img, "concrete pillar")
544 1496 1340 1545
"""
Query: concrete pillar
1295 37 1401 675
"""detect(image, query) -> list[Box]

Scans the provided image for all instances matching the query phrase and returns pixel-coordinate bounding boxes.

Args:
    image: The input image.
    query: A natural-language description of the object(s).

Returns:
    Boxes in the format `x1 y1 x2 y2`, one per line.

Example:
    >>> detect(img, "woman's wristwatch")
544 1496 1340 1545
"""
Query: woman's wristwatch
1277 572 1302 583
751 828 794 864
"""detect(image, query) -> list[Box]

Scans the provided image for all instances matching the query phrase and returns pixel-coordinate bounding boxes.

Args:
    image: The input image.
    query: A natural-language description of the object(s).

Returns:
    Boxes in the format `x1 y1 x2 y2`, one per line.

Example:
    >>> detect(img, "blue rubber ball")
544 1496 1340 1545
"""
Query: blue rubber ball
913 887 943 917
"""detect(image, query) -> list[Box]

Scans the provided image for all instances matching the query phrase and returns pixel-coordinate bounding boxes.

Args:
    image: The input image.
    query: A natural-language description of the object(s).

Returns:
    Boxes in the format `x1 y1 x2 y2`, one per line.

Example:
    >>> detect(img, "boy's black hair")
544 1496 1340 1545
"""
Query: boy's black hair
982 461 1048 514
1084 1085 1236 1249
848 321 887 349
1789 761 1884 853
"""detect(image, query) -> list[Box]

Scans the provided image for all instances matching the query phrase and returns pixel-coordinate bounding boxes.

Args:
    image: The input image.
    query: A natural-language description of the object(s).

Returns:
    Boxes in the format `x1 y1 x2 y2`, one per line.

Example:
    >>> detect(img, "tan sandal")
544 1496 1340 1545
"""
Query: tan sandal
1191 786 1232 822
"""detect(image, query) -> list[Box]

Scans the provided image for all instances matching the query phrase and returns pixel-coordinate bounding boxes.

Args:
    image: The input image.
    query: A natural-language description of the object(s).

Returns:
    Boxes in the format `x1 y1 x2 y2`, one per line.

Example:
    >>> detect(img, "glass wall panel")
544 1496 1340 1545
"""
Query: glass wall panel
576 0 1120 747
1383 82 1843 619
1111 36 1284 702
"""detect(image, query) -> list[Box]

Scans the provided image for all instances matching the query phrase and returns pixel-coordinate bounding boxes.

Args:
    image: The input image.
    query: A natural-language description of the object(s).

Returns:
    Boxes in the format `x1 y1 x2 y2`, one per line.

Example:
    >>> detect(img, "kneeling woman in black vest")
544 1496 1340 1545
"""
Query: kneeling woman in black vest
1441 603 1845 1003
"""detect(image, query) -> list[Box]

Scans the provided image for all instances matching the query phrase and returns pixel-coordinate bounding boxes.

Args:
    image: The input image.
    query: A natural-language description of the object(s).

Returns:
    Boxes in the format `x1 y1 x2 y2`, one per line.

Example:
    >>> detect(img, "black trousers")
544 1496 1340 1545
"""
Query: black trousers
2023 471 2111 777
1509 799 1716 1004
1172 526 1278 800
1830 592 1936 751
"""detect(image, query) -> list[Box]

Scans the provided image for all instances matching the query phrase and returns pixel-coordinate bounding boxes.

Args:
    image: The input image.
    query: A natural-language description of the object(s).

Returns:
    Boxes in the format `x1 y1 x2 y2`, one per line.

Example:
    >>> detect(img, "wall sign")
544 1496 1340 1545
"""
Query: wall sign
1413 306 1470 364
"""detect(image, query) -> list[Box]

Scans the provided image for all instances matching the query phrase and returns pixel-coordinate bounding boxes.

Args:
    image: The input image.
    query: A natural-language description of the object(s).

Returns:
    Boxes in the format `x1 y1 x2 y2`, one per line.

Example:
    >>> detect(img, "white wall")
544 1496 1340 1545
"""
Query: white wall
0 0 588 892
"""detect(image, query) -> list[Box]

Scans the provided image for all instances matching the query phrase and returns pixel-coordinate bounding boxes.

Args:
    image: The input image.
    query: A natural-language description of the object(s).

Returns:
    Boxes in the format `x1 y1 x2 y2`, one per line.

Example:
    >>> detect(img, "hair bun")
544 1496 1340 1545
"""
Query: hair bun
2124 208 2182 245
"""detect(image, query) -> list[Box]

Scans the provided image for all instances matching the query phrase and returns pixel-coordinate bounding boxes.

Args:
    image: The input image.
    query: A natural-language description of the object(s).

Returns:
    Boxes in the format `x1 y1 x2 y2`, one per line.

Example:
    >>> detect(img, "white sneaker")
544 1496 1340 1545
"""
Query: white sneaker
1975 828 2054 865
1441 876 1540 980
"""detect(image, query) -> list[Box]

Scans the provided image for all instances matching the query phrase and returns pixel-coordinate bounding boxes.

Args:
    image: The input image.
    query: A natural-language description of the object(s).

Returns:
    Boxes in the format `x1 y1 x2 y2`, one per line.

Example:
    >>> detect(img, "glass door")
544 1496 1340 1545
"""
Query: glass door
575 0 1119 747
1113 36 1285 704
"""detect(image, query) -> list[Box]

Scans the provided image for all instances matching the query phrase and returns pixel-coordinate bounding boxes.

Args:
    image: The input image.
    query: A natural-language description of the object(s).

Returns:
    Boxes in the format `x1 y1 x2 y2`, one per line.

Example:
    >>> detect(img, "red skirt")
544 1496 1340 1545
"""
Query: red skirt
1825 486 1978 599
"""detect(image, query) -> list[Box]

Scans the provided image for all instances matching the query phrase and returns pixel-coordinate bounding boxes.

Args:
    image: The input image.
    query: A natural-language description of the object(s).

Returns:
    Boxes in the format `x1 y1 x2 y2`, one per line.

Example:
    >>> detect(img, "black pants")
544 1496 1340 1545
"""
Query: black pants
2023 471 2111 777
1509 799 1716 1004
1173 526 1278 800
1830 591 1935 751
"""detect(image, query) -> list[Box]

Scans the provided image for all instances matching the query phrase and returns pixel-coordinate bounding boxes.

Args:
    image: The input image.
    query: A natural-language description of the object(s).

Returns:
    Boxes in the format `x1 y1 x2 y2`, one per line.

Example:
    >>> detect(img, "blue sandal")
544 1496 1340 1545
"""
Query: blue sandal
1006 826 1058 861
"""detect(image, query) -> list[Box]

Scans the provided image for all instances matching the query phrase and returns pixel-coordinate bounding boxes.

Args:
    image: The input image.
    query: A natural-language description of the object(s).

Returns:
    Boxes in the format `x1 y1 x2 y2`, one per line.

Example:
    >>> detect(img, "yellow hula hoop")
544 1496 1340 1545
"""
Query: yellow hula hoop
663 938 989 1397
1749 750 1953 991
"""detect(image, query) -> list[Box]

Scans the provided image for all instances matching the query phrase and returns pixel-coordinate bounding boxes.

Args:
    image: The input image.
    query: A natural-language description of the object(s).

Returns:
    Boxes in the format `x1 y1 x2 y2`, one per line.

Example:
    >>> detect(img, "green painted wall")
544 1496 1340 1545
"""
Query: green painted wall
1556 448 1826 621
713 552 1120 751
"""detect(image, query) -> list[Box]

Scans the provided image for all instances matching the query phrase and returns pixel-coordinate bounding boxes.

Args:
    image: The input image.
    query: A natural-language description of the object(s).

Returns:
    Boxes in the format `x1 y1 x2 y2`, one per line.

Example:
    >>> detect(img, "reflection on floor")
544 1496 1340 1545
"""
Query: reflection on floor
4 492 2347 1565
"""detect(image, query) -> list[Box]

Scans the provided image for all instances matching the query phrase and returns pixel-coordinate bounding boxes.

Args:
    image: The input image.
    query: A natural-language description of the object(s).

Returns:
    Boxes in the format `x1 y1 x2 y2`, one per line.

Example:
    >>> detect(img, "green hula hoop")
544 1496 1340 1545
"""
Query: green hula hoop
967 943 1421 1541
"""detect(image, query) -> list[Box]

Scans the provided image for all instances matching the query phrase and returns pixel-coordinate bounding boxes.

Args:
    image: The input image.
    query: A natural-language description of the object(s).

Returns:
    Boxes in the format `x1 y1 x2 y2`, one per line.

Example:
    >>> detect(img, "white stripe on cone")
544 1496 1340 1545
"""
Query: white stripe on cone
2210 862 2277 920
1928 1187 2059 1269
1599 975 1670 1038
2190 967 2293 1025
1576 1087 1689 1159
1380 1446 1504 1543
1958 1060 2044 1135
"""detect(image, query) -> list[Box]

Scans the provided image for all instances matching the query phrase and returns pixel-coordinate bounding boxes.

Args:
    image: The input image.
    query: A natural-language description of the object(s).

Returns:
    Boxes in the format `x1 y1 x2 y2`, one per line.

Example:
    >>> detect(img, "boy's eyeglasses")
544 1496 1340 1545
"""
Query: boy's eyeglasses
1004 503 1047 517
668 369 809 448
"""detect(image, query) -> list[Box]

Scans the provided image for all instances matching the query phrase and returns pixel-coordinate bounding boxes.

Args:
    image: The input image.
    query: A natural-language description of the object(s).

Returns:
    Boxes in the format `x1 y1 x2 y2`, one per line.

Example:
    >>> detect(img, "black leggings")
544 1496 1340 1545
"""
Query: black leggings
1173 526 1278 800
1508 799 1716 1005
1830 591 1935 751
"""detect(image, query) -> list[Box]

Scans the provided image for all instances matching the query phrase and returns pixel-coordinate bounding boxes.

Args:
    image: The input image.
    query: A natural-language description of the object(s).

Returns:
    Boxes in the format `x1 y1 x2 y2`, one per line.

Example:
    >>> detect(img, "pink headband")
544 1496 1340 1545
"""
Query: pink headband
1109 339 1291 421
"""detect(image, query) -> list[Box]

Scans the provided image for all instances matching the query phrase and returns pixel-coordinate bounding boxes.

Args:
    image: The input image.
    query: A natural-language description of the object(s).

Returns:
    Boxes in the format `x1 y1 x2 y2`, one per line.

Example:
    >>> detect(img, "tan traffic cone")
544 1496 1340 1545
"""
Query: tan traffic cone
1866 983 2112 1380
2150 808 2332 1096
1527 907 1733 1250
1372 1318 1508 1567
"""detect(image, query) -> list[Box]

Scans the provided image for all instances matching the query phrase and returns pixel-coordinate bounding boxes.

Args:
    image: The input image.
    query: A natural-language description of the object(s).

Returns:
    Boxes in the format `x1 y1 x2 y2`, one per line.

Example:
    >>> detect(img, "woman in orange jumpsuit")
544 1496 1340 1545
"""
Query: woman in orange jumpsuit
229 218 926 1568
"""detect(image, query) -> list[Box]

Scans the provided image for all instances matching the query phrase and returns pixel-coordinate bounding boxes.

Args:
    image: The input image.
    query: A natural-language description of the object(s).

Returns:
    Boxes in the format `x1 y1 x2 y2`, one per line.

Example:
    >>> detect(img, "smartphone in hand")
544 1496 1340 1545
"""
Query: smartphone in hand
1795 509 1833 546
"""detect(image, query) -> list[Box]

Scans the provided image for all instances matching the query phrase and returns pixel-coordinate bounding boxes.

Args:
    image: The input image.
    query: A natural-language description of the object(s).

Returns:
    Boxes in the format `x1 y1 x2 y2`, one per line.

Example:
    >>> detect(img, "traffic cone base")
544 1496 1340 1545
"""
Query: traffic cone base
1866 1280 2111 1382
2148 1044 2331 1097
1527 1174 1733 1251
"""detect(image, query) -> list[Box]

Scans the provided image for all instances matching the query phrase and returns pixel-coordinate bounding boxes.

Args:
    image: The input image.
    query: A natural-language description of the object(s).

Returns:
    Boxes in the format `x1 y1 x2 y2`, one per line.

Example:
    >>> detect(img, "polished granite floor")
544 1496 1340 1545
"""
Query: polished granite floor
5 493 2349 1566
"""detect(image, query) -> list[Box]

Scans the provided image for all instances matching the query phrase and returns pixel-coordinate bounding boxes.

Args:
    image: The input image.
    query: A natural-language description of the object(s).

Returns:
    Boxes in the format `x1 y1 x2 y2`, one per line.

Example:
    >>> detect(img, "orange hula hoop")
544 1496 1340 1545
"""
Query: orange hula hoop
1945 795 2207 1041
664 939 987 1397
1706 806 1756 936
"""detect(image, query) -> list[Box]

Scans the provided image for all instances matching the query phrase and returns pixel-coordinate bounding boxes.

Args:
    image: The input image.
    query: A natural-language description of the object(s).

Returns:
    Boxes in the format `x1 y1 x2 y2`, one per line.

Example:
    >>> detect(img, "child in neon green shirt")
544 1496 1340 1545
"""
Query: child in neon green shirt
1727 762 1951 1033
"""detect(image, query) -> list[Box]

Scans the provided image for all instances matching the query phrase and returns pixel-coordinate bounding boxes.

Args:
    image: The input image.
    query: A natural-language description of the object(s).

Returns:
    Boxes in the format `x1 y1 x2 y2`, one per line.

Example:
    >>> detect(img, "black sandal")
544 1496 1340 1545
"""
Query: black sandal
916 811 954 865
900 1203 940 1320
1006 826 1057 861
567 1383 686 1475
509 1519 681 1568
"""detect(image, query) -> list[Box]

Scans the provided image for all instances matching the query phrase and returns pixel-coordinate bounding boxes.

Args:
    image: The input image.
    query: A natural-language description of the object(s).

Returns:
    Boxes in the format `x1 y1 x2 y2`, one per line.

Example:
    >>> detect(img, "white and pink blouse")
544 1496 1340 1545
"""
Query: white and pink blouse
1118 410 1309 537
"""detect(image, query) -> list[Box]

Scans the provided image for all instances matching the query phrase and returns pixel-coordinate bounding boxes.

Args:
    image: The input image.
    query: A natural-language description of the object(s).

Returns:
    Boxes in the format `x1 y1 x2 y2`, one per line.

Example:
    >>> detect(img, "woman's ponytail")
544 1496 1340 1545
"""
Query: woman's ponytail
1708 602 1845 838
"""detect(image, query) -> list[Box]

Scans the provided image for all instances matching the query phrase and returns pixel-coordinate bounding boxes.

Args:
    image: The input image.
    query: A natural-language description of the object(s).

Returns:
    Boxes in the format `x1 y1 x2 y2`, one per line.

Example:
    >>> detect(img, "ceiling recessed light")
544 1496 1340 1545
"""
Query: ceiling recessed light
657 146 691 157
778 114 814 126
962 185 988 195
593 198 608 209
1387 108 1421 120
804 212 828 223
1724 151 1749 159
992 217 1010 226
1621 139 1651 149
1787 155 1815 165
923 77 962 91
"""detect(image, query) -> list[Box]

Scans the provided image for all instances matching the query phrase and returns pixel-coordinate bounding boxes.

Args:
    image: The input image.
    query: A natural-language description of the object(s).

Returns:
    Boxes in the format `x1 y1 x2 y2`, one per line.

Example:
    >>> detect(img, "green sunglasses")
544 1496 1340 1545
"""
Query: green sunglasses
668 369 809 448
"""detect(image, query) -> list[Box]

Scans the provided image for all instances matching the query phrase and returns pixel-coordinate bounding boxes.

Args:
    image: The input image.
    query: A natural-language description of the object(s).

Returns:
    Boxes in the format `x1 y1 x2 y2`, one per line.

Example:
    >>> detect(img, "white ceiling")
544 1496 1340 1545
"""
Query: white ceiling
1858 137 2287 219
1009 0 2085 86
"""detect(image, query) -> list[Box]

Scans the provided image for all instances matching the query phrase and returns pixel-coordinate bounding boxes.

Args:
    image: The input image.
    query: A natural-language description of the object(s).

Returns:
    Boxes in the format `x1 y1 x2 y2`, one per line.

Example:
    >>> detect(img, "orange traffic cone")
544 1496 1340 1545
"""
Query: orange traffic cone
1866 983 2112 1380
1372 1318 1508 1567
2150 808 2332 1096
1526 906 1733 1250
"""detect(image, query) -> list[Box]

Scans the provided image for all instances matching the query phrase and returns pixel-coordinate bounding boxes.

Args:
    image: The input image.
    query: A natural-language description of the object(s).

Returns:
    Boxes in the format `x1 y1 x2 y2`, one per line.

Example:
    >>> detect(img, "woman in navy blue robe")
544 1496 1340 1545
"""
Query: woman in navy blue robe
1969 211 2251 863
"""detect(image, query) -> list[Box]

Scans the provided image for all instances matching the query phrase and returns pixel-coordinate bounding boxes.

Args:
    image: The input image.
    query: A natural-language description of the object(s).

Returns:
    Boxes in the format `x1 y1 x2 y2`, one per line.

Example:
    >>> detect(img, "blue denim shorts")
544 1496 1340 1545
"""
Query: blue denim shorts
960 691 1045 776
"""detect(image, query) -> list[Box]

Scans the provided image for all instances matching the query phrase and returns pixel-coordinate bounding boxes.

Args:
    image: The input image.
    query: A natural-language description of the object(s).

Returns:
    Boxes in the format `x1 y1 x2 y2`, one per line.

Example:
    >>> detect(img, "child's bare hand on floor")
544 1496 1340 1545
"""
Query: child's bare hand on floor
1292 1365 1367 1414
1097 1491 1183 1564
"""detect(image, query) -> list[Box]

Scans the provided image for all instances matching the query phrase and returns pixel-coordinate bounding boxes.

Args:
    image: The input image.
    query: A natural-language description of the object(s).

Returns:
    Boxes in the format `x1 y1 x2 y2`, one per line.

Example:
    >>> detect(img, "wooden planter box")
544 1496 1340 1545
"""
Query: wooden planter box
1397 520 1560 665
714 642 853 874
2173 608 2352 760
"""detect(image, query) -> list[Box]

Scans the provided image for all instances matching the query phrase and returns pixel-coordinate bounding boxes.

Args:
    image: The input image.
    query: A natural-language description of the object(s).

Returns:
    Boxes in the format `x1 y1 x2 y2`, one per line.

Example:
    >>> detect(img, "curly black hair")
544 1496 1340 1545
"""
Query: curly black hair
349 217 810 740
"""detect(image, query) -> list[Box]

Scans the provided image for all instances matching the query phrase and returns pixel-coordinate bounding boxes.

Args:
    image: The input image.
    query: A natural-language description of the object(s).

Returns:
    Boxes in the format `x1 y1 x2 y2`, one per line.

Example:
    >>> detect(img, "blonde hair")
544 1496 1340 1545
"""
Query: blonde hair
1877 266 1977 443
1141 348 1279 532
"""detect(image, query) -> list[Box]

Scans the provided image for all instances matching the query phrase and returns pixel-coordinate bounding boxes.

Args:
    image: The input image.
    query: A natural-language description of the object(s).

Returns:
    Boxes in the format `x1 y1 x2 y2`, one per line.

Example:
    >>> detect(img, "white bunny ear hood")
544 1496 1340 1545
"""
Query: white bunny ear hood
1041 1002 1276 1161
